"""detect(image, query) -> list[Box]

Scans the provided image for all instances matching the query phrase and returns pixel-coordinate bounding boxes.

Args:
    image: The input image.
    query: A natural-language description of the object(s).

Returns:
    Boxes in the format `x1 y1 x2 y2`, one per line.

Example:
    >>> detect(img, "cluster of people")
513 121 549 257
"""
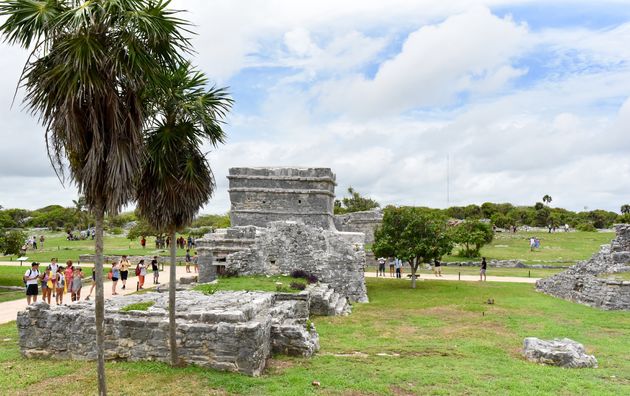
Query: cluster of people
376 257 403 278
529 237 541 251
21 235 45 252
23 258 85 305
153 235 195 250
107 255 164 295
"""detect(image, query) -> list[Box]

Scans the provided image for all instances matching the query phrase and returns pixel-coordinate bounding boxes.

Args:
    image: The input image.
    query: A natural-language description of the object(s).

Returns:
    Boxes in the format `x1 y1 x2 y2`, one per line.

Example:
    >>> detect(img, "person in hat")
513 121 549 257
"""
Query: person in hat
24 262 40 305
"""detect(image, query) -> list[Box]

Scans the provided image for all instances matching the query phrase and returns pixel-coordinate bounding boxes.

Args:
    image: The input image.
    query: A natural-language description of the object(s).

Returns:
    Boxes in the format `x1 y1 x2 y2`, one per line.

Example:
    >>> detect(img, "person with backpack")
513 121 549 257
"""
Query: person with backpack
55 266 65 305
136 259 146 289
24 262 40 305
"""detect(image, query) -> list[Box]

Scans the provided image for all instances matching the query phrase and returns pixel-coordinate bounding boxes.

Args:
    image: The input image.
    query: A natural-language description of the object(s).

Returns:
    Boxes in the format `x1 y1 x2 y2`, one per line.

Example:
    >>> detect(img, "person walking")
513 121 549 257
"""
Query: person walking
193 251 199 273
137 259 147 289
151 256 159 284
49 258 59 298
85 267 97 301
140 236 146 249
394 258 402 279
39 235 45 249
433 259 443 277
389 258 395 277
71 267 83 302
480 257 487 282
24 262 40 305
119 255 130 290
41 267 53 304
55 267 65 305
377 257 386 277
64 261 74 298
111 262 121 295
185 249 192 273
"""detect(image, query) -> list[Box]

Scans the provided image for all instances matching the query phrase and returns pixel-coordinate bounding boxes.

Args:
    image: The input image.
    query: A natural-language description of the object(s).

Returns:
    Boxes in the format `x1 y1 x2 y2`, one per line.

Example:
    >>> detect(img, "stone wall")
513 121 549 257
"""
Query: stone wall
334 209 383 244
17 289 320 376
197 222 368 303
228 167 337 230
536 224 630 310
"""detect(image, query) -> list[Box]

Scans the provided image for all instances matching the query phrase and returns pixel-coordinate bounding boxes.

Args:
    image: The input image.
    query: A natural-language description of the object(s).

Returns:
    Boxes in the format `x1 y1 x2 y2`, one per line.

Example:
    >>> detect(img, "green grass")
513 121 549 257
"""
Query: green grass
367 266 564 279
598 272 630 281
120 301 155 312
1 278 628 395
195 275 307 294
443 231 614 265
0 230 192 263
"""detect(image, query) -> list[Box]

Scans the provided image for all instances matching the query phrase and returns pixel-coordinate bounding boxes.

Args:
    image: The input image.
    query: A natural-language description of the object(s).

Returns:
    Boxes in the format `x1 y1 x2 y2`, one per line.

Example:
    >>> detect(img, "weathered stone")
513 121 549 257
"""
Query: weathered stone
523 337 598 368
536 224 630 310
334 209 383 244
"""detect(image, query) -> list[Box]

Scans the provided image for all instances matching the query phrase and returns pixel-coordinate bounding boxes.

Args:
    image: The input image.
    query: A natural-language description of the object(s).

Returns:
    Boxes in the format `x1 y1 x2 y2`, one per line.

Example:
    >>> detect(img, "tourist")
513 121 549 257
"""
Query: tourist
39 235 45 249
24 262 40 305
85 267 97 301
187 235 193 249
71 267 83 301
394 258 402 279
564 223 569 232
389 258 395 277
41 266 53 304
111 262 120 295
49 258 59 297
185 249 192 273
55 266 65 305
65 261 74 298
433 259 442 277
377 257 386 277
140 236 146 249
529 237 536 252
137 259 146 289
193 251 199 273
119 255 130 290
151 256 159 284
480 257 487 281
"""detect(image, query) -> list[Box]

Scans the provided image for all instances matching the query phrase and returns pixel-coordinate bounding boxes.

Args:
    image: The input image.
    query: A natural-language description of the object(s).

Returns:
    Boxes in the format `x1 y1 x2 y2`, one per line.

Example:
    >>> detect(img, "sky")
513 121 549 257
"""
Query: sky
1 0 629 214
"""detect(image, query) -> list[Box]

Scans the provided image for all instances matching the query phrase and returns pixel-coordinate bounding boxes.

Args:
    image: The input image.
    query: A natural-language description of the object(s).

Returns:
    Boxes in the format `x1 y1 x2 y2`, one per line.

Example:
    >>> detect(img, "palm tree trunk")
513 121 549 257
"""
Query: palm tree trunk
169 228 178 366
94 201 107 395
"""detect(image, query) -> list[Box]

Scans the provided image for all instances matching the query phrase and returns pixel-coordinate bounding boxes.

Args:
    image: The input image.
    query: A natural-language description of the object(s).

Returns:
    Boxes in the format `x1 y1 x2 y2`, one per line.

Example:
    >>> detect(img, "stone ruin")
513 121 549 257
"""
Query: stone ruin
334 209 383 244
18 283 349 376
197 167 369 303
536 224 630 310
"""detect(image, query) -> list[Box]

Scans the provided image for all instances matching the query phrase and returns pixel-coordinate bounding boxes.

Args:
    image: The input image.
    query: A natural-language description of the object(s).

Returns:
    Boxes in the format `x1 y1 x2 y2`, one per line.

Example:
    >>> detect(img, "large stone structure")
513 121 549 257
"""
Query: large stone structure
17 284 348 376
198 167 369 303
228 167 336 230
536 224 630 310
334 209 383 244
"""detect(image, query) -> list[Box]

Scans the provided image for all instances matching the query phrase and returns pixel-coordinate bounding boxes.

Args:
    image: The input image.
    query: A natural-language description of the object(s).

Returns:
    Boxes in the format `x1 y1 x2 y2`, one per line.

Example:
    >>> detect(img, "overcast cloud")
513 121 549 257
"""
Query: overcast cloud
0 1 629 214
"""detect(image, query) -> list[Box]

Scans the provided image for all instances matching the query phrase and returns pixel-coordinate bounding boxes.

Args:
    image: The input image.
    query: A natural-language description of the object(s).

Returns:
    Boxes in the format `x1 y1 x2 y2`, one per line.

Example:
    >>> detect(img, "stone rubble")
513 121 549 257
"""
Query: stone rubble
536 224 630 310
522 337 598 368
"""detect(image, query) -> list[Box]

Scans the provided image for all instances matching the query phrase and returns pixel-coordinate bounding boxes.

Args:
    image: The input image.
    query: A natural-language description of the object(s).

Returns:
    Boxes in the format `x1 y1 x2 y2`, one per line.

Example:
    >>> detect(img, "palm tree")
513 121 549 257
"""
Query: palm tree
542 195 552 205
621 204 630 215
135 62 232 366
1 1 189 394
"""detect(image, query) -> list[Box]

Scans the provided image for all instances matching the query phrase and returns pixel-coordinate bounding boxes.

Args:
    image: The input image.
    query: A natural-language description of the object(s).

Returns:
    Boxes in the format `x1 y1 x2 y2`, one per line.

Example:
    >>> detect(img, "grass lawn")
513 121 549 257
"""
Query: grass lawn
443 231 614 265
0 230 192 263
366 266 564 279
195 275 308 294
1 278 629 395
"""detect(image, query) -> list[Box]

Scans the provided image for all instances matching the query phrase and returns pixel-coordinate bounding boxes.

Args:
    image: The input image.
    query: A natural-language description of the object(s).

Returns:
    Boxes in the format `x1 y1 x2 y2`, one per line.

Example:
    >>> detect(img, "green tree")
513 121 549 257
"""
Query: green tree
126 218 165 242
451 220 494 257
135 62 231 366
192 214 231 229
0 229 27 256
542 195 552 205
490 213 514 229
621 204 630 215
373 206 453 288
335 187 380 214
0 1 189 393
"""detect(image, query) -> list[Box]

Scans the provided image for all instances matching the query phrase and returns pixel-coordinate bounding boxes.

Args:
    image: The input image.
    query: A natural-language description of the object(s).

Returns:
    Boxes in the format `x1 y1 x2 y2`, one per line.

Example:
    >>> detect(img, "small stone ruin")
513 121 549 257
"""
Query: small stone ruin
536 224 630 310
522 337 598 368
197 167 369 303
334 209 383 244
17 283 349 376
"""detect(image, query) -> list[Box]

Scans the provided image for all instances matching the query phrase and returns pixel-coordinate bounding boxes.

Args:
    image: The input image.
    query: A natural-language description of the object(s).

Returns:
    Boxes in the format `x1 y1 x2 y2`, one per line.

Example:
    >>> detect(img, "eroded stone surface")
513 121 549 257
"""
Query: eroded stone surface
17 290 320 376
536 224 630 310
523 337 598 368
334 209 383 244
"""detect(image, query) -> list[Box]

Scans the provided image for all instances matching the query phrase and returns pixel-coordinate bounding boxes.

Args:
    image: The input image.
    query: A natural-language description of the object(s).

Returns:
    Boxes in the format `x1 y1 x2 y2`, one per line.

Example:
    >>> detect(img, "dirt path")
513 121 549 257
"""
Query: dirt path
0 266 191 325
364 271 540 284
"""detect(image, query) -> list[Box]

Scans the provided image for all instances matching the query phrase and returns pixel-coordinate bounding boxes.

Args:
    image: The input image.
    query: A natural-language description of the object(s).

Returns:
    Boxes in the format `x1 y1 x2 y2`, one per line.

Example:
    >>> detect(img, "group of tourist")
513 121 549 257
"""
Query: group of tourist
375 256 489 281
21 235 45 252
23 258 85 305
107 255 162 294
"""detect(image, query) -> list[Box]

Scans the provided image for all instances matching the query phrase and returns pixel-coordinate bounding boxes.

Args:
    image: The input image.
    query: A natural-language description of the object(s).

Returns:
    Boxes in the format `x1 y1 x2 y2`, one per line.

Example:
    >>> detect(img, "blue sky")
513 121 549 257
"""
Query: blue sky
1 0 629 214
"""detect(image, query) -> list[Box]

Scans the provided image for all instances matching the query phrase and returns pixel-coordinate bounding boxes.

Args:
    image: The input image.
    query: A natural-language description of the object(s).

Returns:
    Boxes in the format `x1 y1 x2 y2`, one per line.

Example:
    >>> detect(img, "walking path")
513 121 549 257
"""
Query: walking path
364 271 540 284
0 266 191 325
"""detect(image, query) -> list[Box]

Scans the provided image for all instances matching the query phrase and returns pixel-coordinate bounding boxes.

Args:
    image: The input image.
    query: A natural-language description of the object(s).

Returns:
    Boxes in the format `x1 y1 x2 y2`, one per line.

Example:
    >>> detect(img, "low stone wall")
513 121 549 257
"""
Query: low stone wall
78 255 186 264
443 260 568 269
17 290 320 376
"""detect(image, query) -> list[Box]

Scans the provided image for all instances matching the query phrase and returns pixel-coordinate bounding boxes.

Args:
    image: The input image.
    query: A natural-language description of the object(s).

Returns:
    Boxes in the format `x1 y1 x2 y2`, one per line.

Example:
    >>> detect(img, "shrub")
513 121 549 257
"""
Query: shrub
576 222 597 232
306 274 319 284
290 269 309 279
290 281 306 291
110 227 124 235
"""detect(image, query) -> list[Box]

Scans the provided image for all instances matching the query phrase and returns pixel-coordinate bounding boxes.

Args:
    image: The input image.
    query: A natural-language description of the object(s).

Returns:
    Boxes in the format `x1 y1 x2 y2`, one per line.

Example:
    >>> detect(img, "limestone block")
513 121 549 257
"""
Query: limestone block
523 338 598 368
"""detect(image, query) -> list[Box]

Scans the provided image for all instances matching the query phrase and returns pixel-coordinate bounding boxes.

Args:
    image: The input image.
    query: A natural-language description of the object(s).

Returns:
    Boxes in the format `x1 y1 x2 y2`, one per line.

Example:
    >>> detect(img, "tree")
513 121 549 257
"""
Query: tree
542 195 552 205
451 220 494 257
334 187 380 214
621 204 630 215
0 1 189 394
135 61 231 366
373 206 453 288
0 229 27 256
127 218 165 242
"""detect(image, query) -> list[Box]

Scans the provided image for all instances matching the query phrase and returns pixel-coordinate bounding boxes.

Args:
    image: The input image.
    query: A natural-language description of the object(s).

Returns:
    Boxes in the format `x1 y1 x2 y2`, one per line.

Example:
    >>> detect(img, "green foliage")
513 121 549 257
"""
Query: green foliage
334 187 380 214
534 202 545 210
542 194 552 204
120 301 155 312
621 204 630 215
0 229 27 255
127 219 164 241
0 211 17 228
577 209 618 229
109 227 124 236
191 214 230 229
107 212 136 229
373 206 453 280
185 227 213 238
451 220 494 257
576 222 597 232
490 213 513 229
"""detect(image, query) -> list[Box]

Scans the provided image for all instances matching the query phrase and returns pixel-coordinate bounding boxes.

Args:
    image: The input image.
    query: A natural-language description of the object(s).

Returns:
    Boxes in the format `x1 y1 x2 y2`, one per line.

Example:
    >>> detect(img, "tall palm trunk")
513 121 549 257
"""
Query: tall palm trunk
169 228 178 366
94 201 107 395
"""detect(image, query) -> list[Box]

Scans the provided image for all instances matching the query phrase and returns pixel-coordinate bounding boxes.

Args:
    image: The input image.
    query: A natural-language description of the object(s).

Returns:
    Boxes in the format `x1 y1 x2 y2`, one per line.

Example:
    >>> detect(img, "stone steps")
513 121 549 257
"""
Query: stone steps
308 283 351 316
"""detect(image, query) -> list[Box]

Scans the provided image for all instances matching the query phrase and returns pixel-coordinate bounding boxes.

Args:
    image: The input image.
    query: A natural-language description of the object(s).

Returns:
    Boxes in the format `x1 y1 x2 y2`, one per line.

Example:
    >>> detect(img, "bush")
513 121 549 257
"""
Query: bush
576 222 597 232
290 281 306 291
110 227 124 235
306 274 319 284
290 269 309 279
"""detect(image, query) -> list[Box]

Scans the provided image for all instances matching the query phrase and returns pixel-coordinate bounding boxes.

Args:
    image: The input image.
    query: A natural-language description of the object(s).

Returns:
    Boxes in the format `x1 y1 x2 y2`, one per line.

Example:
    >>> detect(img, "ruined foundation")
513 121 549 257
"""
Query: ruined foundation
536 224 630 310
